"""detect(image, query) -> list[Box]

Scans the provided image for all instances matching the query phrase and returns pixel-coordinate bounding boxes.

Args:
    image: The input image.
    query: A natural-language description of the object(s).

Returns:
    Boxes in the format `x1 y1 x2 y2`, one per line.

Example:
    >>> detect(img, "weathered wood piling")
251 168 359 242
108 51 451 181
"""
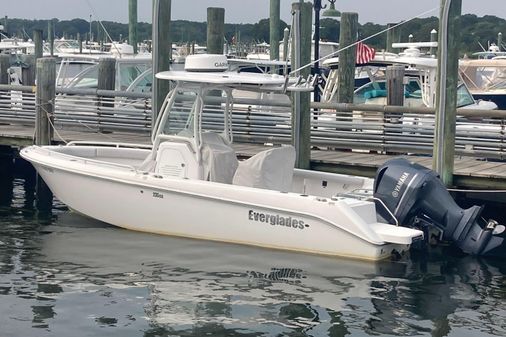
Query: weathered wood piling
386 65 405 106
129 0 138 54
337 12 358 104
152 0 172 122
207 7 225 54
33 29 43 59
48 20 54 56
386 23 401 53
269 0 280 61
291 1 312 169
97 58 116 113
433 0 462 186
0 54 9 85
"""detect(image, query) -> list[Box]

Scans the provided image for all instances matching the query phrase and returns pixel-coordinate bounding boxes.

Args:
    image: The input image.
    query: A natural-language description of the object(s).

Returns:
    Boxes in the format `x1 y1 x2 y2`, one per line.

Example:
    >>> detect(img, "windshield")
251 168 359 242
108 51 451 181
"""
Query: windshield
456 83 476 108
354 78 422 104
160 88 229 138
118 63 151 91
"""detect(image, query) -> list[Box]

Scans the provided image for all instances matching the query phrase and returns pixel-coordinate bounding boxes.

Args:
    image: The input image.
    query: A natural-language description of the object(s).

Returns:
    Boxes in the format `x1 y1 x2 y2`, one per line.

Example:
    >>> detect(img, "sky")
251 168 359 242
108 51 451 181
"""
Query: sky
1 0 505 25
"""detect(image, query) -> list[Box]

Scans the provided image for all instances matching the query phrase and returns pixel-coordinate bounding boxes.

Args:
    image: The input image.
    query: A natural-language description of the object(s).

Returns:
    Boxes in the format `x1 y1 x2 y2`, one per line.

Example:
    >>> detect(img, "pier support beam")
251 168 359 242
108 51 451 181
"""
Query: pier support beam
291 1 312 169
129 0 138 54
433 0 462 186
337 12 358 104
269 0 280 61
152 0 172 123
207 7 225 55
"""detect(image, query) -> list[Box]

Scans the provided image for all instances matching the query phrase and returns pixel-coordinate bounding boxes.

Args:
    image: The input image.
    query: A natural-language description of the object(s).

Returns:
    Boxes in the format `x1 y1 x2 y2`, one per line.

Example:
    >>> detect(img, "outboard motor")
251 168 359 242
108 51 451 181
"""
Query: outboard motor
373 158 505 257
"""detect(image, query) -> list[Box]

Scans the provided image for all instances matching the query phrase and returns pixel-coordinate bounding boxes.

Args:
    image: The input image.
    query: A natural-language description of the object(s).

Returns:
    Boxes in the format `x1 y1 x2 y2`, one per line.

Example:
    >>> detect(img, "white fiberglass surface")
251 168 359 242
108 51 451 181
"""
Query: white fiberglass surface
291 169 372 198
51 146 151 167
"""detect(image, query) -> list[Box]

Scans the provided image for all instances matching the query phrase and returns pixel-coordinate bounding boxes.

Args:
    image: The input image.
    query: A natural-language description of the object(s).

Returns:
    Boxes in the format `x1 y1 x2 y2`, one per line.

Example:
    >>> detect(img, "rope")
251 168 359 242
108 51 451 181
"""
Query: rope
289 6 439 76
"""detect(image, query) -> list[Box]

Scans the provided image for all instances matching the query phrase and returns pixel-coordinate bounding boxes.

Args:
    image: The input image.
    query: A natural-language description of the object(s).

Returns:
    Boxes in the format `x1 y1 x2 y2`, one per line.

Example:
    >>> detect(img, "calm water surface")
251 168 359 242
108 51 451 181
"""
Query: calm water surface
1 176 505 337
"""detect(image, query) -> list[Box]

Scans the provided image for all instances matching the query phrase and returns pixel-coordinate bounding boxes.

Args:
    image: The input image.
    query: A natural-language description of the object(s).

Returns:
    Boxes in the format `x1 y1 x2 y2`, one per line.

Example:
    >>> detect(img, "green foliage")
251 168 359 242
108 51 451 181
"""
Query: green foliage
1 15 505 54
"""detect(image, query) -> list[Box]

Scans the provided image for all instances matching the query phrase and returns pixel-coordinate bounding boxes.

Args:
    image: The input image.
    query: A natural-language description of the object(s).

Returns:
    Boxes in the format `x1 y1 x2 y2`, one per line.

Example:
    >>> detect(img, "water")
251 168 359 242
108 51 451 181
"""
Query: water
1 176 505 337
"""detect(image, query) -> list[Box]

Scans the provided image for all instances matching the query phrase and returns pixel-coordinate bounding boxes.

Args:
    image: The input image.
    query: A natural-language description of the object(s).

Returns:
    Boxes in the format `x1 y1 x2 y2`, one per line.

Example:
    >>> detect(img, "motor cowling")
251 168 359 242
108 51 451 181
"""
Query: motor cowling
373 158 505 257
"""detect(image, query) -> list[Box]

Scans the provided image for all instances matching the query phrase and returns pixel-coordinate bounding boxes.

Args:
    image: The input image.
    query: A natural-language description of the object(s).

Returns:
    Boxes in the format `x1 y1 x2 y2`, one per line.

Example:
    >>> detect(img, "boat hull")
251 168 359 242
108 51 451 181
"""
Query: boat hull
22 146 417 261
472 93 506 110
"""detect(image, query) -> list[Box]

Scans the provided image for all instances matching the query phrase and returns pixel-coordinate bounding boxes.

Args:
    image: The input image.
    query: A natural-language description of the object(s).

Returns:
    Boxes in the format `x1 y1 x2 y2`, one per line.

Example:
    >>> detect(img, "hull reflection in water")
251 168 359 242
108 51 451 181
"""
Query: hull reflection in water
41 213 393 327
28 211 505 336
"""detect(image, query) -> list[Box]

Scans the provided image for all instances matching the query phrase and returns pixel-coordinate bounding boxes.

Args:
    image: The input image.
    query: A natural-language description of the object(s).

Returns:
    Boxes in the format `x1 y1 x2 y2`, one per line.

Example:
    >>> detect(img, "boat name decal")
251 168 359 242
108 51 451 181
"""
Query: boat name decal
248 210 306 230
214 62 228 68
152 192 164 199
392 172 410 198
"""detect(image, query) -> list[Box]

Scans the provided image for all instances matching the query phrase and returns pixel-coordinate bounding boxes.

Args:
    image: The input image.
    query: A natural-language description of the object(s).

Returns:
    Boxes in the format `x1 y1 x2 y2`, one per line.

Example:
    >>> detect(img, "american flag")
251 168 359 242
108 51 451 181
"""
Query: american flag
356 42 376 64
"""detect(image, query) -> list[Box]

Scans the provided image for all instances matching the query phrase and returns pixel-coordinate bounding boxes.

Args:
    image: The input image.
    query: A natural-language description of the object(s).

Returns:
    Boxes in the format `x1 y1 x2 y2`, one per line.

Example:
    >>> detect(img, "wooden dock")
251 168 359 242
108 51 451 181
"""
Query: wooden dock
2 124 506 190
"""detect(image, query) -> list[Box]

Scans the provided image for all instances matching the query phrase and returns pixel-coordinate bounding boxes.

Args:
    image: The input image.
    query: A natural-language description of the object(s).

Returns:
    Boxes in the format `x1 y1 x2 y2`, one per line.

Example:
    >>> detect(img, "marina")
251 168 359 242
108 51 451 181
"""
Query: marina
1 0 506 336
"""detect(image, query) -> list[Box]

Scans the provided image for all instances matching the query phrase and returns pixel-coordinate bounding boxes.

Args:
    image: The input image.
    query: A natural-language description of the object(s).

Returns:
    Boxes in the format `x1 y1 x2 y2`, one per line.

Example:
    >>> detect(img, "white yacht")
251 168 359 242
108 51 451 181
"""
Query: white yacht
21 54 424 261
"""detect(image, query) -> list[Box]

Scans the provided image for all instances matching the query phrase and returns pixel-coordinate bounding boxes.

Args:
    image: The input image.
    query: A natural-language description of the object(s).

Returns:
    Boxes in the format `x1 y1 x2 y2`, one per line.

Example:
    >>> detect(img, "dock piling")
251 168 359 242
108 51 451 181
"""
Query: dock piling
337 12 358 104
207 7 225 54
35 58 56 146
34 58 56 211
48 20 54 56
0 54 10 85
98 58 116 91
270 0 280 61
291 1 312 169
282 27 290 62
386 23 401 53
430 29 438 56
433 0 462 186
33 29 43 60
386 65 405 107
97 58 116 124
77 33 83 54
152 0 172 123
129 0 138 54
21 55 36 86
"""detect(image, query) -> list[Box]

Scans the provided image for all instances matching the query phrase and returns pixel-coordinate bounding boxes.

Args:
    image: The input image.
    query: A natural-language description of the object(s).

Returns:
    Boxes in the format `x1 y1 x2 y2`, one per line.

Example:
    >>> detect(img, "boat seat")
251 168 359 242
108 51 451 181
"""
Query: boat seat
154 140 200 179
233 145 296 191
201 132 239 184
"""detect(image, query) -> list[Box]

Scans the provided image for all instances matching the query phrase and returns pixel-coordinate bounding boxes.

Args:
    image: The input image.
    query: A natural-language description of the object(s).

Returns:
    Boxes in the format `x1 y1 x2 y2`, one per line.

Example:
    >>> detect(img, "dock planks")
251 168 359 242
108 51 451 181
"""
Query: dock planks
2 124 506 189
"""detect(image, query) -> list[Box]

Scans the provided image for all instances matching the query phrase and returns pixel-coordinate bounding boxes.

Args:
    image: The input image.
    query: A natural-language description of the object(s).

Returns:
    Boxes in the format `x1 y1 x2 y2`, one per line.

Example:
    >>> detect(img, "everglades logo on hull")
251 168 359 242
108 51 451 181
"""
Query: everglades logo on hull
248 210 306 230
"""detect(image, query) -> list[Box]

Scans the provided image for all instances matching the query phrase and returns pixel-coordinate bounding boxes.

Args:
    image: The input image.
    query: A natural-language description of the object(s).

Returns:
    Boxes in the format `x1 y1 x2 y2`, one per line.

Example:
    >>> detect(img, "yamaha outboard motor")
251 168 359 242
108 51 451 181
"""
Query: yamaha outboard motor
373 158 505 257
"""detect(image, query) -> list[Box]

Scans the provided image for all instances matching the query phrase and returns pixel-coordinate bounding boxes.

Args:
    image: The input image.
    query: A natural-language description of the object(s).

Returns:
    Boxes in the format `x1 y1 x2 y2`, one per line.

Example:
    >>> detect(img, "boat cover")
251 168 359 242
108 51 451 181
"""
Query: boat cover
201 132 239 184
233 146 296 191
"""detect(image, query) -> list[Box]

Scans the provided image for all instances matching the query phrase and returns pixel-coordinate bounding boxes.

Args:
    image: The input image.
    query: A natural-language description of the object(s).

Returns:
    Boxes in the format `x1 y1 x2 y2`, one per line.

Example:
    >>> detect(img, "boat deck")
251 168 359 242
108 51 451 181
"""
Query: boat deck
2 124 506 189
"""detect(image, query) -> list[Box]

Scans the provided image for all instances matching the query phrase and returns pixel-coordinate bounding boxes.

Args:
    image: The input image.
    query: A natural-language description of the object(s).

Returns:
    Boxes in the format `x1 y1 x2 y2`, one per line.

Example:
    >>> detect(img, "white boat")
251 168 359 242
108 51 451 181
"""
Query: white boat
21 54 424 261
459 58 506 110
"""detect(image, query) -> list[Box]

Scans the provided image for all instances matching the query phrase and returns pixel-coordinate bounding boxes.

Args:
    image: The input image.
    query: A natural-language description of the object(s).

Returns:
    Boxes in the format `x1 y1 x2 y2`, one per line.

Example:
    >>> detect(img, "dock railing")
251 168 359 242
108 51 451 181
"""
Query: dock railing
1 84 506 160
